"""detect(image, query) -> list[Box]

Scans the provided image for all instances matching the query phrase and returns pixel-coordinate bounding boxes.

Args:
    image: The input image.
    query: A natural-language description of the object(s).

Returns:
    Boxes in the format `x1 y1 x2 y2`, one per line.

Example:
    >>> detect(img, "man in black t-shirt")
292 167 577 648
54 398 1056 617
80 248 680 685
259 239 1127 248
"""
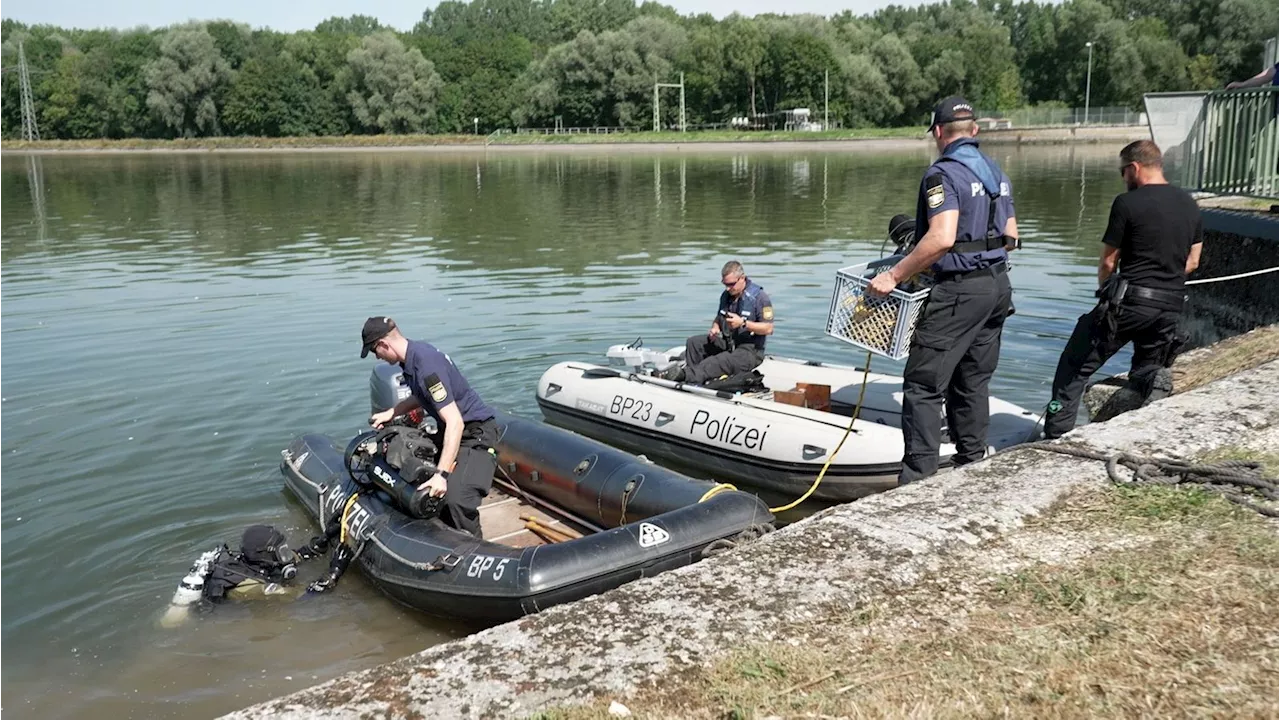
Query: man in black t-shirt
1043 140 1202 439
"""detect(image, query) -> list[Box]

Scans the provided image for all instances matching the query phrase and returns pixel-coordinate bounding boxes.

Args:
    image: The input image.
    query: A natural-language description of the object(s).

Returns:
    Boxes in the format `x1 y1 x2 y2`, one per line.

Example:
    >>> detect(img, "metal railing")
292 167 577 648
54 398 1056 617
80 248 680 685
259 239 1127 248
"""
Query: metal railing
513 125 637 135
1200 89 1278 197
1146 88 1278 199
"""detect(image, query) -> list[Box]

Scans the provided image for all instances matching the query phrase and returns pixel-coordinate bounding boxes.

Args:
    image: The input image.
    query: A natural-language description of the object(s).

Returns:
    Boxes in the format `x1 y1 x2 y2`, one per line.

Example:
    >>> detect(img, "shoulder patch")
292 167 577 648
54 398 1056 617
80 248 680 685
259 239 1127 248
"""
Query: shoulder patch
761 305 774 321
424 373 449 404
925 174 945 209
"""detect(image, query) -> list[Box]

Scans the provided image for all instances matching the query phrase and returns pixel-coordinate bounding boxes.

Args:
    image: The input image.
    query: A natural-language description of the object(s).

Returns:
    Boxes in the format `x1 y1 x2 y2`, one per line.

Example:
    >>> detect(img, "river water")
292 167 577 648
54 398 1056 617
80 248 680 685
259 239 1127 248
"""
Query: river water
1 144 1133 718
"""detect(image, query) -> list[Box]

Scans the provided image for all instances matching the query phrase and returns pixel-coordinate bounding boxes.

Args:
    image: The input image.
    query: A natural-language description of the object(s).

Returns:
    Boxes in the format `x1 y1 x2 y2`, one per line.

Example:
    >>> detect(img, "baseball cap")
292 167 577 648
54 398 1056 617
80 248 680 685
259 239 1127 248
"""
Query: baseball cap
926 96 975 133
360 316 396 358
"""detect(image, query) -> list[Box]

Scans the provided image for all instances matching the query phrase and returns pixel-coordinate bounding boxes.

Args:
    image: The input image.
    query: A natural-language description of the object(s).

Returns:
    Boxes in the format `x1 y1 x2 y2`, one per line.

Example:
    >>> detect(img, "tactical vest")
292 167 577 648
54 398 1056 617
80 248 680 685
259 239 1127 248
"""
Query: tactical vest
917 139 1013 274
721 280 769 350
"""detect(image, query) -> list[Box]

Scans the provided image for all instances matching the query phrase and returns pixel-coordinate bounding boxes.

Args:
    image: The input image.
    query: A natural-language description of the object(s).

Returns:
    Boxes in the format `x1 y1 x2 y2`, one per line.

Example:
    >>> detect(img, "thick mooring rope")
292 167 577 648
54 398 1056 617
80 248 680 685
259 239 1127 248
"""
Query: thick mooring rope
1017 441 1278 517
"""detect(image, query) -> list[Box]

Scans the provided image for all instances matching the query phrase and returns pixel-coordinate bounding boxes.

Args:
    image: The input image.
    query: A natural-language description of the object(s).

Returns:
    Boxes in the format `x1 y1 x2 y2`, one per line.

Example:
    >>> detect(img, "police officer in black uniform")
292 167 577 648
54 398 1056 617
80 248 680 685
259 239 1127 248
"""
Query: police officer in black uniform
1043 140 1202 438
867 96 1019 485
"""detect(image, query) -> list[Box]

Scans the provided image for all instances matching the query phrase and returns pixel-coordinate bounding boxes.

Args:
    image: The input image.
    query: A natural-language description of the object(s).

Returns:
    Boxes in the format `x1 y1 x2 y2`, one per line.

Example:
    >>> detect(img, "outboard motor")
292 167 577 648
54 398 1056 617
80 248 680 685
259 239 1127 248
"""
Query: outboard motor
369 362 438 432
605 338 684 374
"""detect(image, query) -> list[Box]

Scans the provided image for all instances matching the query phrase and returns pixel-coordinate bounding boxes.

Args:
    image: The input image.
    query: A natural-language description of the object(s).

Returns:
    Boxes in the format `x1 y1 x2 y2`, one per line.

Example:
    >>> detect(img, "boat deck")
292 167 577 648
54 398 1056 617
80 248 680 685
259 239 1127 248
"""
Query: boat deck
479 490 585 548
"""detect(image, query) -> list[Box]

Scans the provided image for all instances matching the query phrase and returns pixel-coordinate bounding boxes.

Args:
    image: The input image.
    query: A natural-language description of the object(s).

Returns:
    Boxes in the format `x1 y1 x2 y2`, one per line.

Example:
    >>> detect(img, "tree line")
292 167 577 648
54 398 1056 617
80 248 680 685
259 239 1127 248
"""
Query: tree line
1 0 1272 140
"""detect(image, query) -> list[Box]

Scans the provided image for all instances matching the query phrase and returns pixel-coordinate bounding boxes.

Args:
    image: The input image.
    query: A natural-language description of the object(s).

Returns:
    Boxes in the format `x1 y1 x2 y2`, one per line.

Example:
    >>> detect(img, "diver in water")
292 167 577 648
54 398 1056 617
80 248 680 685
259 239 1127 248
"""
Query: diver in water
161 521 356 627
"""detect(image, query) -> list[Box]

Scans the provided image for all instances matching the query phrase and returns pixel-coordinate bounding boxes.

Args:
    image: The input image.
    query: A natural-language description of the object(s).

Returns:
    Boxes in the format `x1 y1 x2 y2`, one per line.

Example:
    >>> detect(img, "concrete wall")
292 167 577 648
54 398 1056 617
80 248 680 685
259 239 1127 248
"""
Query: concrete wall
1184 208 1279 348
222 361 1278 720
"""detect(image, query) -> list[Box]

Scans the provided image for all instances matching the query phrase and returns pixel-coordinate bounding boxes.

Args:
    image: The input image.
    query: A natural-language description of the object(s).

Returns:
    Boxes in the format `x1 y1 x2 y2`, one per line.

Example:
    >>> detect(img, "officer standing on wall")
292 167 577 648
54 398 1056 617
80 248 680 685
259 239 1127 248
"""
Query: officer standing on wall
362 316 499 538
866 96 1019 485
1043 140 1201 439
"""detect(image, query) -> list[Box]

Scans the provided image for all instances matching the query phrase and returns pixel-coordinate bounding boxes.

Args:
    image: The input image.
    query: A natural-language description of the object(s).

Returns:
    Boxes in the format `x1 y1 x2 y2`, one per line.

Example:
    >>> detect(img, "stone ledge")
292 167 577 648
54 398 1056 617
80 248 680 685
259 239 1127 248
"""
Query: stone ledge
222 361 1279 720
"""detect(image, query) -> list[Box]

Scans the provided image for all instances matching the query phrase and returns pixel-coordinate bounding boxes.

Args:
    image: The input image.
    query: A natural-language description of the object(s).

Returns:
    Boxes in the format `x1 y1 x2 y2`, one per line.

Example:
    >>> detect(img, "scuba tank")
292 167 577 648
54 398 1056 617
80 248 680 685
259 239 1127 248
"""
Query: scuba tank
159 548 221 628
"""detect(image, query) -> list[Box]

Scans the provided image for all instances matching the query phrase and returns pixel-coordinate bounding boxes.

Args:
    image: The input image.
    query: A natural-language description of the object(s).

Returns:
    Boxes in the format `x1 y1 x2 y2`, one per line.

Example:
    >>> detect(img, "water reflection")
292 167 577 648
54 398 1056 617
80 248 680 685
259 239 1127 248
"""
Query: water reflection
0 144 1132 720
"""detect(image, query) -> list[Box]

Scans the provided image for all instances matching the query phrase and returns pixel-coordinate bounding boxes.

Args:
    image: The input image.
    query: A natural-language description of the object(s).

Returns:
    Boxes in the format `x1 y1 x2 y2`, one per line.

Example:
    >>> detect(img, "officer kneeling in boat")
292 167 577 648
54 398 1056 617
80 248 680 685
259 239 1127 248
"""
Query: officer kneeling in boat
663 260 774 385
866 96 1019 485
1043 140 1201 438
361 316 499 538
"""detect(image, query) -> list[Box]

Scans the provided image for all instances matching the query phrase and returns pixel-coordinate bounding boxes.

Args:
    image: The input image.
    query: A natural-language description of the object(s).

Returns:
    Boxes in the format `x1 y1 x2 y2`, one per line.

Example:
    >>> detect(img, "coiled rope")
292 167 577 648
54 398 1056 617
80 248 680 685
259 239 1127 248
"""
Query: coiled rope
1016 441 1278 517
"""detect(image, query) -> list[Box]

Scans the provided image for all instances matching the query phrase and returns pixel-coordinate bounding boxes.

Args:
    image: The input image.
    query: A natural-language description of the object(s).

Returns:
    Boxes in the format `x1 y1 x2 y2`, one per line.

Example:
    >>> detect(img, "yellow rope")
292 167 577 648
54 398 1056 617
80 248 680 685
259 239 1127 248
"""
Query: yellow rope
767 351 873 514
699 483 740 503
338 491 361 545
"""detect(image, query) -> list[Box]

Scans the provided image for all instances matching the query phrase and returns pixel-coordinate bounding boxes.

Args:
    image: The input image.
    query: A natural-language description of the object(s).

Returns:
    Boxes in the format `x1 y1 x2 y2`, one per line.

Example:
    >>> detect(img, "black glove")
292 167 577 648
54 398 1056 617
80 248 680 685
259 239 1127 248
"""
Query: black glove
295 535 330 561
305 542 356 594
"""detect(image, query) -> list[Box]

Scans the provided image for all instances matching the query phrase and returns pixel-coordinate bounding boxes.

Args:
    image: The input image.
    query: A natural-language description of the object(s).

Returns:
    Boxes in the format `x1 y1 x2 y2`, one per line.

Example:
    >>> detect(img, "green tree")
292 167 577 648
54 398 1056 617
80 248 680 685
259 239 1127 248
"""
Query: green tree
341 31 444 133
143 25 233 137
315 15 386 36
223 51 336 136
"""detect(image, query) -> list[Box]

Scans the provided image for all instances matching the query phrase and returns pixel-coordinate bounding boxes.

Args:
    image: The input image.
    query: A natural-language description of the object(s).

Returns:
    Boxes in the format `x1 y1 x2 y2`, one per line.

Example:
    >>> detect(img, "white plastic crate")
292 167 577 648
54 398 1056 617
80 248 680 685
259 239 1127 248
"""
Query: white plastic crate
825 256 932 361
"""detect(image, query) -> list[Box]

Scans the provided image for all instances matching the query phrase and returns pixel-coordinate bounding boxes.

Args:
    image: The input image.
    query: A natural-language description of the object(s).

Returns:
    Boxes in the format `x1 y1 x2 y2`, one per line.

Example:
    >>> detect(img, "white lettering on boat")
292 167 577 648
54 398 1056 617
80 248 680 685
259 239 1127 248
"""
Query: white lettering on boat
690 410 769 451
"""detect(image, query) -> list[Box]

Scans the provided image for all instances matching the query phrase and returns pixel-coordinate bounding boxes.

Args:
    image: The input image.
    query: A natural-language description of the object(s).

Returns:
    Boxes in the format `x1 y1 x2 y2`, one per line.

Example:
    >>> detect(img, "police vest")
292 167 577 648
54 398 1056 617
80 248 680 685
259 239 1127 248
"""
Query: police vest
917 139 1013 274
720 280 768 350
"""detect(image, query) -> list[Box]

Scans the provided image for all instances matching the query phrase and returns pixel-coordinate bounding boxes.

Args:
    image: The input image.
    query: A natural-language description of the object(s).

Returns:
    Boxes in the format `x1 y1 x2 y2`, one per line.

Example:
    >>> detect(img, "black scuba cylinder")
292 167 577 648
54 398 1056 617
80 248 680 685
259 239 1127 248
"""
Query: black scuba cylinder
365 456 443 519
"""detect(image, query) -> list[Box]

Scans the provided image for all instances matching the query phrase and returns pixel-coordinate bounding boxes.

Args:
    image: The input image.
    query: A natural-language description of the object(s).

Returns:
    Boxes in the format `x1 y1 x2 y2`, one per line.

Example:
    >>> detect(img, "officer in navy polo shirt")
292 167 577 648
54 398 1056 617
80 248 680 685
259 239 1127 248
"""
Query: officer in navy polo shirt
866 96 1019 485
663 260 775 385
361 316 498 538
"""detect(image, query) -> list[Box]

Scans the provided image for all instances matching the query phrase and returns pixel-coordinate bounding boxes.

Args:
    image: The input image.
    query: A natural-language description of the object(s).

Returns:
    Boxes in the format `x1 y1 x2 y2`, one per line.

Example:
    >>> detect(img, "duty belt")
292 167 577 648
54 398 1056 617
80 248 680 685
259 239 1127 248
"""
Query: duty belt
1124 285 1184 311
936 261 1008 281
950 235 1008 254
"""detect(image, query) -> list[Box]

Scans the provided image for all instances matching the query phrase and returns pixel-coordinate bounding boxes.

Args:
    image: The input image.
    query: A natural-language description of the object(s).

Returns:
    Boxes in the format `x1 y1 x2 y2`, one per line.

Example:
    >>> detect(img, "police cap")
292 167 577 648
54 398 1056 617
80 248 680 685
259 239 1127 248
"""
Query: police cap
926 96 975 133
360 316 397 358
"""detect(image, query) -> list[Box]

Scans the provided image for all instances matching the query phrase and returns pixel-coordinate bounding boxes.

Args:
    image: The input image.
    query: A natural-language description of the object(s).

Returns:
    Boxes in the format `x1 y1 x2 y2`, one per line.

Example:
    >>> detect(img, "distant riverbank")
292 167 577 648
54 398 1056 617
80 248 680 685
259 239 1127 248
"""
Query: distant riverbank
1 125 1147 155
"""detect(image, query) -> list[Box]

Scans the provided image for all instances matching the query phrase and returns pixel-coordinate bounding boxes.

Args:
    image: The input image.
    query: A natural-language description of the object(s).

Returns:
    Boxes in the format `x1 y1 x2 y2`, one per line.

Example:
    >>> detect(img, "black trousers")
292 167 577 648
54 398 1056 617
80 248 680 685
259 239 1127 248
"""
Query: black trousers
900 266 1013 484
1044 302 1180 439
432 419 499 538
683 333 764 384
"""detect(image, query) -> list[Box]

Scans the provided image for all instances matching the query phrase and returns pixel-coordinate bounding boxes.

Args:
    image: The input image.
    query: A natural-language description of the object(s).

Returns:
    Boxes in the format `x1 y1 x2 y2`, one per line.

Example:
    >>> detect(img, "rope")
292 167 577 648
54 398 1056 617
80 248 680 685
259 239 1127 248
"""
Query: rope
699 483 739 503
1016 441 1278 517
767 351 873 514
701 523 776 558
338 492 362 545
1185 266 1279 285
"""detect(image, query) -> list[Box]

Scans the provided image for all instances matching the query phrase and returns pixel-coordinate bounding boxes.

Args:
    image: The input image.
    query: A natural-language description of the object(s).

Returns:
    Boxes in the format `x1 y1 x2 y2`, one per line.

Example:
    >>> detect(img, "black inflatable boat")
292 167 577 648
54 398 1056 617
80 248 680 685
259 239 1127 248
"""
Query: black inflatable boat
277 369 774 624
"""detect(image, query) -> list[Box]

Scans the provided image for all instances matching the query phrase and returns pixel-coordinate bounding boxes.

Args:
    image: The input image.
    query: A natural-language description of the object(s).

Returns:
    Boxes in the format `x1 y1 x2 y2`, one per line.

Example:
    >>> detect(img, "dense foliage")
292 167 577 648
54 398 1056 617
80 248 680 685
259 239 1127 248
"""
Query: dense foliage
2 0 1273 139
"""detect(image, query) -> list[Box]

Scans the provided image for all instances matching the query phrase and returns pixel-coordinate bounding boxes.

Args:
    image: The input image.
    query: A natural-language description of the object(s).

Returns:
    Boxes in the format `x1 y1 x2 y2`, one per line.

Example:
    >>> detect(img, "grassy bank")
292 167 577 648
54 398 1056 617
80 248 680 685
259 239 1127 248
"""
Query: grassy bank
535 474 1279 719
0 127 924 153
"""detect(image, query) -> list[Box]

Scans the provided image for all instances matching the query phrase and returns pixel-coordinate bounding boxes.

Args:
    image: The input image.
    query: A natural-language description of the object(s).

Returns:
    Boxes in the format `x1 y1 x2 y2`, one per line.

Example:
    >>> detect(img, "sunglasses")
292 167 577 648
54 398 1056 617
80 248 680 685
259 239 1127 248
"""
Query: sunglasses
1118 162 1135 177
722 276 743 287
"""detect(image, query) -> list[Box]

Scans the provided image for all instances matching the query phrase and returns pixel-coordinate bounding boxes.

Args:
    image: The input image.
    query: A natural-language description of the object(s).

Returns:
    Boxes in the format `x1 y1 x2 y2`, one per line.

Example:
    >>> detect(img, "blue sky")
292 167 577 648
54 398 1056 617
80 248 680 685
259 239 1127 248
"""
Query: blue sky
1 0 935 32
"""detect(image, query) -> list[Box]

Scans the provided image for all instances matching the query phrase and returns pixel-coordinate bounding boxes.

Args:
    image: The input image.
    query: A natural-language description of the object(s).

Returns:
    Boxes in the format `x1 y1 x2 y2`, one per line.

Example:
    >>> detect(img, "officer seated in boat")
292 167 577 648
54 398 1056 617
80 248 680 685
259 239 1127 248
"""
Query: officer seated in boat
662 260 774 386
361 316 499 538
1043 140 1201 438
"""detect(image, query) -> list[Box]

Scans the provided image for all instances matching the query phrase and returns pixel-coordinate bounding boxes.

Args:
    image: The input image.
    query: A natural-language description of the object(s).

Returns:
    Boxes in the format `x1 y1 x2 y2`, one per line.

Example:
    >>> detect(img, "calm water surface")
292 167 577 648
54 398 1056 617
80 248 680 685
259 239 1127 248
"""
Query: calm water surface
2 144 1133 718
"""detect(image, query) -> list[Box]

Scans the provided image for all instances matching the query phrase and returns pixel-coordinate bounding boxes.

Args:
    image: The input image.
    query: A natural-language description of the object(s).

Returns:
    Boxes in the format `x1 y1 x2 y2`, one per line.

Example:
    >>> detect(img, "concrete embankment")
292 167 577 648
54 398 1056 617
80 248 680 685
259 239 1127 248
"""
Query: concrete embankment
223 357 1277 719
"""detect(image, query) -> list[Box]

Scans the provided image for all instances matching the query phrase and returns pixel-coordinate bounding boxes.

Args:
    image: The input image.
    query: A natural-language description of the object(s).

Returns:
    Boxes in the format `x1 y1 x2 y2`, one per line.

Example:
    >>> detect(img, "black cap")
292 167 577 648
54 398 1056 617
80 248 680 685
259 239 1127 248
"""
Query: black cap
926 95 975 132
360 316 396 358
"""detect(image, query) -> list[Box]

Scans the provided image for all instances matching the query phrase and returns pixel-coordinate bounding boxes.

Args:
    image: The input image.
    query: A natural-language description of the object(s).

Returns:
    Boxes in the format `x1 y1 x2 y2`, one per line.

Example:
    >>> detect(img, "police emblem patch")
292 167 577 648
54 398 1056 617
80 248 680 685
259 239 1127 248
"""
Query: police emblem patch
762 305 774 321
429 382 447 403
927 184 945 209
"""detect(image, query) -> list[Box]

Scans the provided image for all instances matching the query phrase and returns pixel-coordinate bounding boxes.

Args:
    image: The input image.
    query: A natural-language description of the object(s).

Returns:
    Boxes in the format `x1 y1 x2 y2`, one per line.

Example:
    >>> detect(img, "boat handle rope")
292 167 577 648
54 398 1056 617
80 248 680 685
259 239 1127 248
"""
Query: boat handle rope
699 351 874 514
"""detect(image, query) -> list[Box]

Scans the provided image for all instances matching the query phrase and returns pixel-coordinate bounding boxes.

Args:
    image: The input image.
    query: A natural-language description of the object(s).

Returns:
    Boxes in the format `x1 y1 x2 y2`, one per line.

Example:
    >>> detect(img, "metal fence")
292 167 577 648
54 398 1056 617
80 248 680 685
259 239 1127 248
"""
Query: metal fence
973 106 1146 128
513 126 637 135
1145 88 1278 198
